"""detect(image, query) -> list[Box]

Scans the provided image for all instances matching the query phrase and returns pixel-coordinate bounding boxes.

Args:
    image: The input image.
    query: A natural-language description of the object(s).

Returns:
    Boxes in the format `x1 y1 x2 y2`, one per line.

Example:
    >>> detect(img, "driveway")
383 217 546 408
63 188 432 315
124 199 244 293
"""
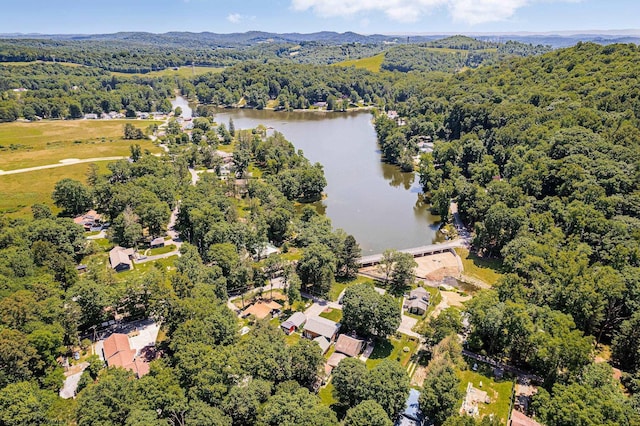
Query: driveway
398 314 419 338
60 370 85 399
94 318 160 361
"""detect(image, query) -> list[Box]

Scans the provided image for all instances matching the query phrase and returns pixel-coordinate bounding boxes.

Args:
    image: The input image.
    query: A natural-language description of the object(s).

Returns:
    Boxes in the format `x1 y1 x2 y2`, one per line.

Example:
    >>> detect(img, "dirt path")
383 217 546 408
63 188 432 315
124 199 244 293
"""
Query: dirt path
0 156 127 175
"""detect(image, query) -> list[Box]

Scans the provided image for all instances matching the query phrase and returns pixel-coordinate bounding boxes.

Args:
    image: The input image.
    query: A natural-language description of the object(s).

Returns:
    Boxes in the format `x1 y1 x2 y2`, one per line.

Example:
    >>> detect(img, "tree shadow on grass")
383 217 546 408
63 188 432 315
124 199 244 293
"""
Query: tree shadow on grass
368 338 393 361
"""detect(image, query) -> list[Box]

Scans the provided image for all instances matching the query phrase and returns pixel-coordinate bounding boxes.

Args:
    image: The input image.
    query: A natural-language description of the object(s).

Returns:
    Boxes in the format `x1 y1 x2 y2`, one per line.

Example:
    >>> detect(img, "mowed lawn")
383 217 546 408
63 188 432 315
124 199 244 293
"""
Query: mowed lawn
455 247 504 286
334 53 385 73
0 120 161 170
366 334 419 369
457 368 514 424
0 161 110 217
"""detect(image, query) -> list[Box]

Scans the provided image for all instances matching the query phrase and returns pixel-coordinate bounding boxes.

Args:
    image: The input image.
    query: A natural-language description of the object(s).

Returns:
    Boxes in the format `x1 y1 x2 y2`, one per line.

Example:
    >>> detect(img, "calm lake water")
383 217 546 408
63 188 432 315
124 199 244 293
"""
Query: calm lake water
171 96 193 119
211 108 440 255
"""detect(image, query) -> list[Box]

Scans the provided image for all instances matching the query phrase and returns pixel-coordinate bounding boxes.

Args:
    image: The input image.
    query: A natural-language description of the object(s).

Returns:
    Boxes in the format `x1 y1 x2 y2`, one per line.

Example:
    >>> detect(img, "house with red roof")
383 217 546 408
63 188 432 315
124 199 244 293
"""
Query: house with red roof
102 333 150 378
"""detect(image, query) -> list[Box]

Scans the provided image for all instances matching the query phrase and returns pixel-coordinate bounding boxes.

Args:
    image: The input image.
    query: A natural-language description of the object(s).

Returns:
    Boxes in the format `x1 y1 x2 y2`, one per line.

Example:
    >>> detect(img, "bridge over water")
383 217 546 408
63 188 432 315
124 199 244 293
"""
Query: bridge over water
358 240 462 267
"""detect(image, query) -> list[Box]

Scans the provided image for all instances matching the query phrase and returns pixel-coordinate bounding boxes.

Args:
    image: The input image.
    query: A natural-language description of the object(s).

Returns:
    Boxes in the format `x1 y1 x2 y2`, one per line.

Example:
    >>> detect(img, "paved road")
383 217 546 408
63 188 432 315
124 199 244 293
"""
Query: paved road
189 167 199 185
0 156 127 175
135 250 181 263
86 230 107 240
60 369 86 399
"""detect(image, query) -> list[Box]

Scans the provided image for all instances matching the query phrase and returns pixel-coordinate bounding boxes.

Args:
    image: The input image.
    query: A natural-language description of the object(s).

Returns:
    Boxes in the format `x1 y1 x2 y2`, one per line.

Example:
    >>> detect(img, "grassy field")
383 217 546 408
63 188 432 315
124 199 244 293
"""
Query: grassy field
334 53 385 73
329 275 375 302
0 120 162 170
319 308 343 323
457 367 514 423
1 60 81 68
283 332 302 347
455 248 504 286
115 256 178 282
318 383 338 406
111 66 224 78
366 334 419 369
146 244 178 256
0 161 110 217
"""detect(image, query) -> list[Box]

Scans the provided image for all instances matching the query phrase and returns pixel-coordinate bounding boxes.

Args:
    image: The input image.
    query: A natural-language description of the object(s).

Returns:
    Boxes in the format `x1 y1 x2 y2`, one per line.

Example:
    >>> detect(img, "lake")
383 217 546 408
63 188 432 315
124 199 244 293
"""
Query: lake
210 108 440 255
171 96 193 120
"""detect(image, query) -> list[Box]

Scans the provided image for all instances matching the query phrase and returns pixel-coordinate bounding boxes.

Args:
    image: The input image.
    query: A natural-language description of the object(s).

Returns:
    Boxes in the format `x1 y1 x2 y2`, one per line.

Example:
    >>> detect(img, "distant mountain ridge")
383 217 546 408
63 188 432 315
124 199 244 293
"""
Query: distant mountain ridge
2 30 639 48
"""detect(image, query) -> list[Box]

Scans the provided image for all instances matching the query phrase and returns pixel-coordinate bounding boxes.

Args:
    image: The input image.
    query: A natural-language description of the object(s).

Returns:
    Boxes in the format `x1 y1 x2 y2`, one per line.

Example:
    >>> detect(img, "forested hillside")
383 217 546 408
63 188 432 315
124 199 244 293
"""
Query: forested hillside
2 34 640 425
0 62 174 121
0 34 549 74
403 42 640 424
380 36 551 72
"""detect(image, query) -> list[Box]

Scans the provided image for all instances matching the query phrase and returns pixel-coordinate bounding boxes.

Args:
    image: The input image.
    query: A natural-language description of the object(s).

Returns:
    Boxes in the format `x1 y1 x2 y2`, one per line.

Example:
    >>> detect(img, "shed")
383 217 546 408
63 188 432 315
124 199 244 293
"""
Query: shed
327 352 347 368
109 247 135 272
334 334 365 357
281 312 307 335
303 316 340 342
150 237 165 249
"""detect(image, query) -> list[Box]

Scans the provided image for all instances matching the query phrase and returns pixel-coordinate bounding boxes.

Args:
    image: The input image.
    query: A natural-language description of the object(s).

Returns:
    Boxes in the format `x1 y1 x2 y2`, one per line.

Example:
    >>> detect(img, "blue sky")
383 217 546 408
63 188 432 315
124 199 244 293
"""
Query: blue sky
2 0 638 35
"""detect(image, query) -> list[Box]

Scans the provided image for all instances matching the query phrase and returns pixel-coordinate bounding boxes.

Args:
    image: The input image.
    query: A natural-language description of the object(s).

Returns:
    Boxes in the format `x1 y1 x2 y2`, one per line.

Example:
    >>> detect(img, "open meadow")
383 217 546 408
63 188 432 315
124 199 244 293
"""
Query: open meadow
0 119 161 171
334 53 385 72
111 66 224 78
0 161 110 217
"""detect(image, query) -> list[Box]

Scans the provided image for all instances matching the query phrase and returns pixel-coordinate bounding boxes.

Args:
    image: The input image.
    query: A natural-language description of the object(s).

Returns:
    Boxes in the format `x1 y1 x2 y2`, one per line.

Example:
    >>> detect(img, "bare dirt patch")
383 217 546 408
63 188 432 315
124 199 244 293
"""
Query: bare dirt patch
414 251 460 280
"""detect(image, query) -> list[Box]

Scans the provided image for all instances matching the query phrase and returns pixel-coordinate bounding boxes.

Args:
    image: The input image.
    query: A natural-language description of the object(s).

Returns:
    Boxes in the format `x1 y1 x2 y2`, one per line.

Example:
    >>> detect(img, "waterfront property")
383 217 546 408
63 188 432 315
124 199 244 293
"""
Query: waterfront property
358 242 460 268
407 287 430 316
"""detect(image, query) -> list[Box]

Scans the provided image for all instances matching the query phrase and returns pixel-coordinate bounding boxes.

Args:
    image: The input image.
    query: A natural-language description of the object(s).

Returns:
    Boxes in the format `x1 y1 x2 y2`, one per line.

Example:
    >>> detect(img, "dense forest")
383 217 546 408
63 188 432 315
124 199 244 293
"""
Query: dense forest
408 42 640 424
0 63 174 121
381 37 551 73
2 34 640 425
0 35 549 74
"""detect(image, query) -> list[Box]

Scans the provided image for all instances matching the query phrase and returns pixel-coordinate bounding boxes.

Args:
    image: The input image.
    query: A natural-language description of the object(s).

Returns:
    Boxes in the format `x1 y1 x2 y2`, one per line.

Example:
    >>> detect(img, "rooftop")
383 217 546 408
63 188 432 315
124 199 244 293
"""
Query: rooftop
510 410 543 426
313 336 331 354
327 352 347 368
334 334 365 357
303 316 340 340
109 246 134 269
102 333 150 378
242 300 282 320
282 312 307 329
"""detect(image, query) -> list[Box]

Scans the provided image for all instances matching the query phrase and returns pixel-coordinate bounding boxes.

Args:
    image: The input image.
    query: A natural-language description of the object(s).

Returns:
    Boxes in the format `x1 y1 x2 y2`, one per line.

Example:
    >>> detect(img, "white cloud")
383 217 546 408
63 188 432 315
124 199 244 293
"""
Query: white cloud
448 0 528 25
227 13 242 23
291 0 578 25
227 13 256 24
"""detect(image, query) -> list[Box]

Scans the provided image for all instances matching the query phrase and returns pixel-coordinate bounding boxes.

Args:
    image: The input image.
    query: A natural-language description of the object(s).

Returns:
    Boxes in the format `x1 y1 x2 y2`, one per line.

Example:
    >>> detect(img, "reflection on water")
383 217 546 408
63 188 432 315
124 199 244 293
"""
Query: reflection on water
170 96 193 119
382 161 415 190
211 108 440 253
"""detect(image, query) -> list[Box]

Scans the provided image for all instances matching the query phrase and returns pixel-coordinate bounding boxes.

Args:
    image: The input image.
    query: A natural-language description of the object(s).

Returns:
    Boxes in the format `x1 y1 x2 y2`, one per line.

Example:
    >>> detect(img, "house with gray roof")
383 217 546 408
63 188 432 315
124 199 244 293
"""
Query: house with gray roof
303 316 340 342
109 247 135 272
407 287 430 316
